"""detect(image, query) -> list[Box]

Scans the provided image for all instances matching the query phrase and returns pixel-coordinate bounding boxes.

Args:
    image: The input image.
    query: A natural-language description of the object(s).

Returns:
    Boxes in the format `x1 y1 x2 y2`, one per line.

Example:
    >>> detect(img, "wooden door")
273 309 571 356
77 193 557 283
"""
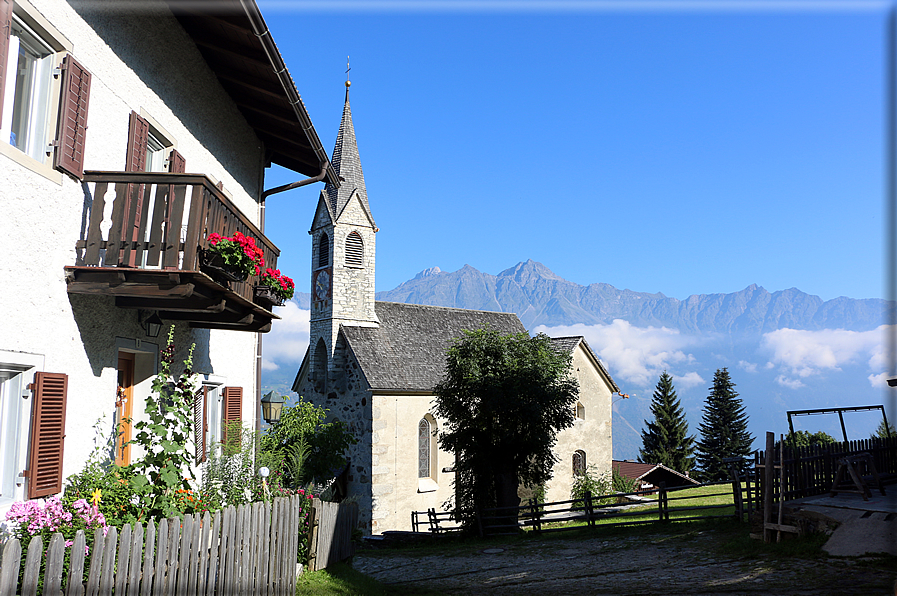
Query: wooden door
116 353 135 466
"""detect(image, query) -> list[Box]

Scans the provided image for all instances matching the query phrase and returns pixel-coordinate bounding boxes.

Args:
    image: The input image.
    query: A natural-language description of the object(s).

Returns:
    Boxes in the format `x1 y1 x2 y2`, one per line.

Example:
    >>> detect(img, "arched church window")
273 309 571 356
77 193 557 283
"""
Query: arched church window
418 417 431 478
573 450 586 477
345 232 364 267
313 339 327 393
317 233 330 268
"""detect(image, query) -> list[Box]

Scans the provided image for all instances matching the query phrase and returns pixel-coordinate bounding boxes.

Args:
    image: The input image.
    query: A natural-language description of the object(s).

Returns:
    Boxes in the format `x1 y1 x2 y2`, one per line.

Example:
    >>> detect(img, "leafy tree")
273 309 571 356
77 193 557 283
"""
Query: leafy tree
259 397 356 485
777 430 836 450
639 371 696 475
433 328 579 530
695 368 753 481
871 419 896 440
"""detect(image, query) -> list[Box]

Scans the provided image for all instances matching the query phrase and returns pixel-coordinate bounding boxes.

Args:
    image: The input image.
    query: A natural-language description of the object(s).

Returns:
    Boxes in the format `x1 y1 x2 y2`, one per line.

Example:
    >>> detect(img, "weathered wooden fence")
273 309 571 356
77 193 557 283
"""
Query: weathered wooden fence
415 480 742 538
748 435 897 513
305 499 358 572
0 495 305 596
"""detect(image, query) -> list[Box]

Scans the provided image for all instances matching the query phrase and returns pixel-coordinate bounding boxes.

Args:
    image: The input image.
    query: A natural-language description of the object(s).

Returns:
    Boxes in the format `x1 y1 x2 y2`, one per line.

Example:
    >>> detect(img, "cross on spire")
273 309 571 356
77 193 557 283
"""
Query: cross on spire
345 56 351 89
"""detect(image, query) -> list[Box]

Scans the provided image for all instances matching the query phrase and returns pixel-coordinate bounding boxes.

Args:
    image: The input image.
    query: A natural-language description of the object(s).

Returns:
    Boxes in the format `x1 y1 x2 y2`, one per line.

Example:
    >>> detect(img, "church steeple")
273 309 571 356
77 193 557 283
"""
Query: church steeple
305 78 379 395
325 84 374 225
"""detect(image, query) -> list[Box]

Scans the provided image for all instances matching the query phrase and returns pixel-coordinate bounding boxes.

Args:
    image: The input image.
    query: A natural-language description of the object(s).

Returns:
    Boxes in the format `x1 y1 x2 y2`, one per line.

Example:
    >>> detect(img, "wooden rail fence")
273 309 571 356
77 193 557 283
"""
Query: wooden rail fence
0 495 305 596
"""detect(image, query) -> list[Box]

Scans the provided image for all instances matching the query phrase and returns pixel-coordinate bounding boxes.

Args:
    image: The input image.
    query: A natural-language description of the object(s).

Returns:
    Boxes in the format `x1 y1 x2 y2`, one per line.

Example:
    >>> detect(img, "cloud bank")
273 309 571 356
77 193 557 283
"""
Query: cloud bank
260 302 310 371
534 319 705 389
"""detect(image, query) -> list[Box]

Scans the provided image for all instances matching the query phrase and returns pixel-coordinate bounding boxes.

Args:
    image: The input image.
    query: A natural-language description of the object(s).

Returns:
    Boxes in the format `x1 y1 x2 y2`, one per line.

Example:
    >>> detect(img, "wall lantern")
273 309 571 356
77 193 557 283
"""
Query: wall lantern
140 311 164 338
261 391 285 425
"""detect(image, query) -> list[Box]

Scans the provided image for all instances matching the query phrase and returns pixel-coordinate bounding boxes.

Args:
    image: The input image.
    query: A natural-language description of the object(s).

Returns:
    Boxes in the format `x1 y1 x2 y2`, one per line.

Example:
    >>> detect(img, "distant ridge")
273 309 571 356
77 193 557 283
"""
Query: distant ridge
371 259 887 334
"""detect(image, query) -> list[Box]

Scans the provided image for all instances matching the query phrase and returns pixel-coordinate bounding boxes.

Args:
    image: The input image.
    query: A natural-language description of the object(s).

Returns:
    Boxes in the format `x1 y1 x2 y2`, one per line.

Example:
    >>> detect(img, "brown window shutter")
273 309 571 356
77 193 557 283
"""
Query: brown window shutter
126 111 149 172
0 0 11 126
194 386 207 464
28 372 68 499
168 148 186 173
221 386 242 448
54 55 92 180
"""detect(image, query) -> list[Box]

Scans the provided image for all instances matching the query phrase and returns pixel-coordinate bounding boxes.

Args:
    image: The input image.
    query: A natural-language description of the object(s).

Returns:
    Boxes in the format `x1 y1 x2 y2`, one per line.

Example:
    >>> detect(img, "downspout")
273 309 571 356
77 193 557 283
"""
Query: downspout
261 164 329 200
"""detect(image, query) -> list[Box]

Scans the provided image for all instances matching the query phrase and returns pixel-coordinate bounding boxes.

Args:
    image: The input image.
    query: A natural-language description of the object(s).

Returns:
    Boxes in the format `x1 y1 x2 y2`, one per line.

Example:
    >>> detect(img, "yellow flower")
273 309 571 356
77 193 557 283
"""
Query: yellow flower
90 488 102 506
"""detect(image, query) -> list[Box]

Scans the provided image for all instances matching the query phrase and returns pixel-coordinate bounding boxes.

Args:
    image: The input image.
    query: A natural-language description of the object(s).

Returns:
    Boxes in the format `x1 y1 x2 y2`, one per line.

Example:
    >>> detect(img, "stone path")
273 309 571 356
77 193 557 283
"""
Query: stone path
353 530 896 595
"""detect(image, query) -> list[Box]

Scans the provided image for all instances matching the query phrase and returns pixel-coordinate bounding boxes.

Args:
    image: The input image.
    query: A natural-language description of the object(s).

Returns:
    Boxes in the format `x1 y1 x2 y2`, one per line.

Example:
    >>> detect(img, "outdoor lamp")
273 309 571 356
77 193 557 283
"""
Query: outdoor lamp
141 311 163 338
261 391 285 424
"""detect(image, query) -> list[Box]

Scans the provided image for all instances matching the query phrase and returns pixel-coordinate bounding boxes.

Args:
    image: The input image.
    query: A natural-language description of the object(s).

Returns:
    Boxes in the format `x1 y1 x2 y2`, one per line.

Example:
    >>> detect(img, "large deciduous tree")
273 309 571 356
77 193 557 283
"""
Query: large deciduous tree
695 368 753 481
639 371 695 475
433 328 579 529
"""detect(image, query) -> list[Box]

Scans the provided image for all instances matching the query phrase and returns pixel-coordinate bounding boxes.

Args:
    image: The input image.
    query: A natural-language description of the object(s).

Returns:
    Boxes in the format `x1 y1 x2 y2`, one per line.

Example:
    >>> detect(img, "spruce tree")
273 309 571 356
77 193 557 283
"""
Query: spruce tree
638 371 696 475
696 368 753 481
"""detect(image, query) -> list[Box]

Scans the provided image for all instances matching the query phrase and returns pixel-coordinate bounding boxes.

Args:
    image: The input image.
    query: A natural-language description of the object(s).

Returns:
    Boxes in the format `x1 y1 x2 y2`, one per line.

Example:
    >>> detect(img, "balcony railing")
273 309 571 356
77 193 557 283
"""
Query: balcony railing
77 171 278 301
67 171 280 332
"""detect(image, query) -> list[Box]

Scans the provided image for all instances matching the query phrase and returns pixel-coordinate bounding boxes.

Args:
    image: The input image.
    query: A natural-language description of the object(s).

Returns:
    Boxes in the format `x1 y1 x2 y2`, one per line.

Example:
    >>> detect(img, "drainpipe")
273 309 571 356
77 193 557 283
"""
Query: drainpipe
261 164 329 200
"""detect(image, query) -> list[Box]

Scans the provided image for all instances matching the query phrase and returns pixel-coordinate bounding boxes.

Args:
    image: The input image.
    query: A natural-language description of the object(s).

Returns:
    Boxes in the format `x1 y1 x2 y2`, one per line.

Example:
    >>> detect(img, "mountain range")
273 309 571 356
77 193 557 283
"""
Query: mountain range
275 260 889 461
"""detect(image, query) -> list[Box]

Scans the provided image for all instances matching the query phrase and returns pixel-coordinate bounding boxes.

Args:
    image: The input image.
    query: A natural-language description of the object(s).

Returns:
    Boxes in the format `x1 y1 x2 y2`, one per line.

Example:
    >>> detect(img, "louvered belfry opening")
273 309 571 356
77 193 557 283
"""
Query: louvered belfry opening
318 233 330 268
345 232 364 267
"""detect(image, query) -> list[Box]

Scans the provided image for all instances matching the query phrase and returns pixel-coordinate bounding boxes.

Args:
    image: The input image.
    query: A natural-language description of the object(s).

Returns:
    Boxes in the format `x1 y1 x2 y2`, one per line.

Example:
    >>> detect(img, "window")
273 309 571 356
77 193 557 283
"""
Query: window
418 414 438 493
418 418 430 479
201 375 225 457
575 402 585 420
573 450 586 477
2 15 53 162
317 233 330 268
0 2 88 180
345 231 363 267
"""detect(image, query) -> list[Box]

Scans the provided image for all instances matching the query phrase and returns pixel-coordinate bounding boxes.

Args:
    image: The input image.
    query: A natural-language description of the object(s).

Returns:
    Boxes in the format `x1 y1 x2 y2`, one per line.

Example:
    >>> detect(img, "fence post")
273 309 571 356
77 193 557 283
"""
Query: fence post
306 501 319 572
0 538 22 596
657 482 667 522
763 431 775 543
585 491 594 528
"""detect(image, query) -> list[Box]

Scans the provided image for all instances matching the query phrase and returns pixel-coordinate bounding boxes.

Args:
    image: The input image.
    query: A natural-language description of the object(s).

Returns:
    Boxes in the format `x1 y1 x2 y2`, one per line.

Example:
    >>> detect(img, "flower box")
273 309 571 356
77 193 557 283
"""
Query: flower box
254 284 284 308
199 249 247 284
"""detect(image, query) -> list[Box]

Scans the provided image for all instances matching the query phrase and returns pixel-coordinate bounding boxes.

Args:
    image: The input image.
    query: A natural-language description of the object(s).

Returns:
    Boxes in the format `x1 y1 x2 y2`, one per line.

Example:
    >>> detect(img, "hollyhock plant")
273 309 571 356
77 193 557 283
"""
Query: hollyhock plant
207 231 265 277
258 268 295 301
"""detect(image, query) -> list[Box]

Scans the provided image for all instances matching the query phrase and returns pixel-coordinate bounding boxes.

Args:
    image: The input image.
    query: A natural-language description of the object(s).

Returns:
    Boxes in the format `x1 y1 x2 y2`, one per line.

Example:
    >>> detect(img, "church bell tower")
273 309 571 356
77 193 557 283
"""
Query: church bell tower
307 80 378 392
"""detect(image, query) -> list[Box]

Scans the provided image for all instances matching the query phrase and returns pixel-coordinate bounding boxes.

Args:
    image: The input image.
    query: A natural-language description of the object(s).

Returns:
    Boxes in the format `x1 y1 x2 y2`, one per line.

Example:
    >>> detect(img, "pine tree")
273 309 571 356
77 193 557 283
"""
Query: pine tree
696 368 753 481
871 419 896 440
638 371 696 475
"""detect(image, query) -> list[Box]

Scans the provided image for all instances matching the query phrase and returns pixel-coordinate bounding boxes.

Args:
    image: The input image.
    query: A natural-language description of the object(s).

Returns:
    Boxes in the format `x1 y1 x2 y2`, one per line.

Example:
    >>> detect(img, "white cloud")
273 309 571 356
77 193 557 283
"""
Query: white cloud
534 319 703 388
262 302 310 368
775 375 805 390
738 360 758 373
673 371 705 389
762 325 889 389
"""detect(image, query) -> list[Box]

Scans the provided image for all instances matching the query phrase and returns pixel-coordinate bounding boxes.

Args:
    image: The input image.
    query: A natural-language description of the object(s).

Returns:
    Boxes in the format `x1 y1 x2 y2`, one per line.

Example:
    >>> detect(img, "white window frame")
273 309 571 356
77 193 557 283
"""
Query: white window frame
0 350 44 514
0 0 71 183
202 374 226 456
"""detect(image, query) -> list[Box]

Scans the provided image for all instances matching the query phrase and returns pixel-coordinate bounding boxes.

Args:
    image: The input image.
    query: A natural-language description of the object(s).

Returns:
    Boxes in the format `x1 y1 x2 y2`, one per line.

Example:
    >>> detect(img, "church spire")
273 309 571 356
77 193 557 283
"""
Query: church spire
325 75 372 222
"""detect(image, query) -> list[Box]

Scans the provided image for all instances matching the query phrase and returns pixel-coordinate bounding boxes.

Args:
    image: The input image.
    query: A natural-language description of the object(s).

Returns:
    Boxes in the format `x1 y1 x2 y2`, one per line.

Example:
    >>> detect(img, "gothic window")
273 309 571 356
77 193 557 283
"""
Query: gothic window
573 450 586 477
418 418 430 478
345 231 364 267
313 339 327 393
317 233 330 268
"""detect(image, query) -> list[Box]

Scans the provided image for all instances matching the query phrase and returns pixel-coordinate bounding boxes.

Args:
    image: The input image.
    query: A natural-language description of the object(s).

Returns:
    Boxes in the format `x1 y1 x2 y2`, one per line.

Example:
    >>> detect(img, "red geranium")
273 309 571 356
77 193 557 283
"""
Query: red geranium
259 268 295 301
207 231 265 277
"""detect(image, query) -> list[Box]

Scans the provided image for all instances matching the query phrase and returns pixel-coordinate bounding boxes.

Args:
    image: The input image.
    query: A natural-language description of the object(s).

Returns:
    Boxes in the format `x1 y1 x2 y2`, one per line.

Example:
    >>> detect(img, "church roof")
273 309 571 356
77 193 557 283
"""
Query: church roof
324 88 374 223
340 301 526 392
549 336 620 393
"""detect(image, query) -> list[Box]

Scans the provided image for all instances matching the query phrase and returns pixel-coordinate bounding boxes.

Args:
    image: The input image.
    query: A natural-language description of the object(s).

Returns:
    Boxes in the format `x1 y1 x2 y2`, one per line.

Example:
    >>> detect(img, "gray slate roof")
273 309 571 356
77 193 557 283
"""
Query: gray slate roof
341 301 526 392
324 89 373 223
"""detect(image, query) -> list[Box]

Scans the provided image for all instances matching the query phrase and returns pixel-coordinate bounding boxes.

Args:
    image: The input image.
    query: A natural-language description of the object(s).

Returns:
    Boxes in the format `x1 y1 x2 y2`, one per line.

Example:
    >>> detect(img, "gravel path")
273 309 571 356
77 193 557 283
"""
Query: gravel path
353 530 896 595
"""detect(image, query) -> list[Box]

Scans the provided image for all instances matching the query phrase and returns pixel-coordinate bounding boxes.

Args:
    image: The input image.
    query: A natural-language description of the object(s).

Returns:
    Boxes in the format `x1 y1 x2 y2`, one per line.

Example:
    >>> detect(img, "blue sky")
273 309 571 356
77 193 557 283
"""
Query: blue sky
258 0 887 303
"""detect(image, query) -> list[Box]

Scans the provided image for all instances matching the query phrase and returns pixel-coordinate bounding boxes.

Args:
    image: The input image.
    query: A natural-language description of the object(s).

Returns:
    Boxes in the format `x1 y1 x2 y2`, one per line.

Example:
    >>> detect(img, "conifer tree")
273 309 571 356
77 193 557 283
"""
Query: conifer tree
638 371 695 475
695 368 753 481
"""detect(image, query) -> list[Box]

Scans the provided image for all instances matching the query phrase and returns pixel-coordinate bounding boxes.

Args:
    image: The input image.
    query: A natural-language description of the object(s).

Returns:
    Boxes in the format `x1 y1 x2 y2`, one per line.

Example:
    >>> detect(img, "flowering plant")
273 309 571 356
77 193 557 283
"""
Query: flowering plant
207 231 265 277
258 268 295 301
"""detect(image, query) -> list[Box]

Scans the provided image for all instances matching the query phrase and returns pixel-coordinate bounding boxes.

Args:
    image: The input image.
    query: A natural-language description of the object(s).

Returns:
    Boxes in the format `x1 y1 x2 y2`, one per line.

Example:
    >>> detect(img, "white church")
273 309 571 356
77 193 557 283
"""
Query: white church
293 84 619 534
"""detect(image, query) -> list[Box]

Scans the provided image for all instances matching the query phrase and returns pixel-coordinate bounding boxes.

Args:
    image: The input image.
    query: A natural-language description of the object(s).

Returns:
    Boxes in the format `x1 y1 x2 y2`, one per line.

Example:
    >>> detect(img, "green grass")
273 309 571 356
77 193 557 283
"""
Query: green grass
295 563 447 596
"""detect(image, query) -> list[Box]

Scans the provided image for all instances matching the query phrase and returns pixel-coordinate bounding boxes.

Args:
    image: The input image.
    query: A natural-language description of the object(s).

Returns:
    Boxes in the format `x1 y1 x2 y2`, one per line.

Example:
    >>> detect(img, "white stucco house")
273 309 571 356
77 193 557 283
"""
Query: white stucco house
293 88 620 534
0 0 338 515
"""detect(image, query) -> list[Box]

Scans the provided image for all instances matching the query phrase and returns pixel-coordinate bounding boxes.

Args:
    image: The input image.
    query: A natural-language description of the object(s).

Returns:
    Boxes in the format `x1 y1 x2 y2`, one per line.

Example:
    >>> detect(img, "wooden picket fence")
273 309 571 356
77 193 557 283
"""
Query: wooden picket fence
748 435 897 512
0 495 305 596
305 499 358 572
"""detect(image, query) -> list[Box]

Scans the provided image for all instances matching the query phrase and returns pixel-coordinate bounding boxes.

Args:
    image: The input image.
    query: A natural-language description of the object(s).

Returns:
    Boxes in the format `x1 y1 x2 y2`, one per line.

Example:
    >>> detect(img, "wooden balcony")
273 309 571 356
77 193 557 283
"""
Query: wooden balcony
65 171 281 333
